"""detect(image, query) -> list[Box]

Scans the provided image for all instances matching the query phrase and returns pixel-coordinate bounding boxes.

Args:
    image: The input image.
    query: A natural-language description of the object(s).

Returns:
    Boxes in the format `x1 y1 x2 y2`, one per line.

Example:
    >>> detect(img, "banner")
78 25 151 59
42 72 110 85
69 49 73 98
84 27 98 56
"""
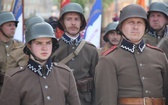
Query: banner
84 0 102 48
136 0 147 11
12 0 24 42
60 0 70 9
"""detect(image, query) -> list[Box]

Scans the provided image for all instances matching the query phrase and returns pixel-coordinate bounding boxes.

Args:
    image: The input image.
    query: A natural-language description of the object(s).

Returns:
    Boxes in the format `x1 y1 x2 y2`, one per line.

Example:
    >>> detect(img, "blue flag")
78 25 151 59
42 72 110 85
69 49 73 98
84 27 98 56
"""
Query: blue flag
12 0 24 42
84 0 102 48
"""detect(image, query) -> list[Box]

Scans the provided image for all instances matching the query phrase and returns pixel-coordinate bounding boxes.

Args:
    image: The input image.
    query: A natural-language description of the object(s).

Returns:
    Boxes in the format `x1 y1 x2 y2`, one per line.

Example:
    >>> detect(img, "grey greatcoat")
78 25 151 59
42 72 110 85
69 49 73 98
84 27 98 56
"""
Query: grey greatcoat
95 38 168 105
0 62 81 105
143 26 168 46
157 26 168 58
52 35 99 105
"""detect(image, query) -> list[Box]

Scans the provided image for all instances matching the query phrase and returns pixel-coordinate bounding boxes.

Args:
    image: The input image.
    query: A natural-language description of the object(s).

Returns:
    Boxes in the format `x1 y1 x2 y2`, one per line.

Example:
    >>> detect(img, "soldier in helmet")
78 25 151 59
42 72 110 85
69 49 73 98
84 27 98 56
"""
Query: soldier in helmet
25 15 45 29
52 2 98 105
0 22 81 105
0 11 28 93
143 2 168 46
22 15 45 42
95 4 168 105
97 22 121 56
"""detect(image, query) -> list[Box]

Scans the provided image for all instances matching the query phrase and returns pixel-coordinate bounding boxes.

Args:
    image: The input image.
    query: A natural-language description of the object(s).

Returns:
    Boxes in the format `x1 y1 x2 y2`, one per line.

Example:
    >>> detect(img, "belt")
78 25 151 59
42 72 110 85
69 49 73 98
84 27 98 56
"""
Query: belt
118 97 165 105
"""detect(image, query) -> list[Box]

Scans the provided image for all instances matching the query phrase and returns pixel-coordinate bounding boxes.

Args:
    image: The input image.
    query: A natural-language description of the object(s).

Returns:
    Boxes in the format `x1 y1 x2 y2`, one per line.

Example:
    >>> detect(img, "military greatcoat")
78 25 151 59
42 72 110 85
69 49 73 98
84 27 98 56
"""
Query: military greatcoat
95 38 168 105
52 34 99 105
0 39 28 92
0 58 80 105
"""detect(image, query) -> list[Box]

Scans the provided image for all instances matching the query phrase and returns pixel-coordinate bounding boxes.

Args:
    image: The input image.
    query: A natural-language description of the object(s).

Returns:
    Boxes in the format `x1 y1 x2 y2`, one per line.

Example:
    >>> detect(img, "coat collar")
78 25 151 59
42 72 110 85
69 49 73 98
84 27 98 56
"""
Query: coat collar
61 34 82 46
148 26 168 38
27 58 53 77
120 38 146 53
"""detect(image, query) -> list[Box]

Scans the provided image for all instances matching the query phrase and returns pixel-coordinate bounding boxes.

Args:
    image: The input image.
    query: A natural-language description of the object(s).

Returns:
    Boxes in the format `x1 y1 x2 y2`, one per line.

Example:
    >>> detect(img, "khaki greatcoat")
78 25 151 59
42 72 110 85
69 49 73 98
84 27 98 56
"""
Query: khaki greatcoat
52 39 99 105
0 63 81 105
95 39 168 105
0 39 28 92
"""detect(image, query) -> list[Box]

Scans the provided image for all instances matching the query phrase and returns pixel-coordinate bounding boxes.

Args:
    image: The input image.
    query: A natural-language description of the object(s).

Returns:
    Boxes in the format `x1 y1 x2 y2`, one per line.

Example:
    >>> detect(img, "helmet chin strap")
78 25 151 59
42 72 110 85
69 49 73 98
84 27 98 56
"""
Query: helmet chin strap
28 49 46 63
119 30 143 44
30 54 46 64
0 28 11 39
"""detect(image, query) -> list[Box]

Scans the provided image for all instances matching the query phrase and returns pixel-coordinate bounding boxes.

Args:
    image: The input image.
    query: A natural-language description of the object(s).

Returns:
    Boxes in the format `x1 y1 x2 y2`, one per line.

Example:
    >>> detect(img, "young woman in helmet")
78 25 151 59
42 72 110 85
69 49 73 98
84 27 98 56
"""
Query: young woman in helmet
95 4 168 105
0 22 81 105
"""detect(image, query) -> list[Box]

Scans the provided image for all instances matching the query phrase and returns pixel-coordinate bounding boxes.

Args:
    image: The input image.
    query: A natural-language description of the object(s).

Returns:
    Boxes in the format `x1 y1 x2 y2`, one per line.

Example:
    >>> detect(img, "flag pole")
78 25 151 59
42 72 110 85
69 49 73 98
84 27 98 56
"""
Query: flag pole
10 0 15 12
22 0 24 42
0 0 2 12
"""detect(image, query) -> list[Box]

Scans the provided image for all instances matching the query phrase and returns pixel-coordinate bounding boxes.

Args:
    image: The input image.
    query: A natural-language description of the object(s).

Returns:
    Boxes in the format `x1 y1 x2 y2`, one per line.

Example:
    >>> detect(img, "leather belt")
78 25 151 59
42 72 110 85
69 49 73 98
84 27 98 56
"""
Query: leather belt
118 97 165 105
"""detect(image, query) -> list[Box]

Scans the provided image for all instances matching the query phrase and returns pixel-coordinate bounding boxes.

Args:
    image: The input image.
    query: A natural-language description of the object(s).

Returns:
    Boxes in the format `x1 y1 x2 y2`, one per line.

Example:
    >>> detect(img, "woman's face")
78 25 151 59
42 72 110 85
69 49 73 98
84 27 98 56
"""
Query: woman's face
27 37 52 60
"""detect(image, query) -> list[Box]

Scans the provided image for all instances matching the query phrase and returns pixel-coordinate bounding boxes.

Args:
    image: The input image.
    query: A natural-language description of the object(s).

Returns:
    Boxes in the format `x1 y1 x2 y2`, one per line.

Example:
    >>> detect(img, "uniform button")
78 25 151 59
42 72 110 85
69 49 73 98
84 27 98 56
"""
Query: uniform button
47 96 51 100
7 54 10 57
142 77 145 80
145 90 151 93
20 67 23 70
137 52 140 54
6 45 8 48
43 76 46 79
72 47 75 49
45 85 48 89
139 63 145 66
71 58 74 60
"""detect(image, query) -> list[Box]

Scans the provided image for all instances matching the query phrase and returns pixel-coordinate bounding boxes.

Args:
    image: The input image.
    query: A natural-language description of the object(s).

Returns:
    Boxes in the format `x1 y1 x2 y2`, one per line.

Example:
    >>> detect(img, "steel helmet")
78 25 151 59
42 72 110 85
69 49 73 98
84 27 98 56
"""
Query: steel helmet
116 4 148 33
148 2 168 17
103 22 119 42
58 2 86 31
0 11 18 27
24 22 59 55
25 15 45 29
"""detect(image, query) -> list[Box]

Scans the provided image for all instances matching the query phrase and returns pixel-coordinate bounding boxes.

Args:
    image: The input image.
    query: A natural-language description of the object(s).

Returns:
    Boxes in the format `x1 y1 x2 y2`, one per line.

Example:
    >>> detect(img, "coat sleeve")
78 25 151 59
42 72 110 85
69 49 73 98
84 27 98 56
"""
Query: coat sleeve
95 56 118 105
66 71 81 105
157 36 168 58
0 74 20 105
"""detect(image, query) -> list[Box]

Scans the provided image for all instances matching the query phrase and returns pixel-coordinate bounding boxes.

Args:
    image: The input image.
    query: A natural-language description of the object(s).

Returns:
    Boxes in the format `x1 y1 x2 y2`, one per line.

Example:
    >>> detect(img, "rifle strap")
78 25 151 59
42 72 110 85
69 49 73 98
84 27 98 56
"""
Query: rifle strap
59 39 85 64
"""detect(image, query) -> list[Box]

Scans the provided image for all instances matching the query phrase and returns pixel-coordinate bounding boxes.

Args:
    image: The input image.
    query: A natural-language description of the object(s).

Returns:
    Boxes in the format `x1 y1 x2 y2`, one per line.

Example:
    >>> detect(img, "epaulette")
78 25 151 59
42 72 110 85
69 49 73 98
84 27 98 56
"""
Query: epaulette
101 46 117 56
6 66 26 77
53 62 72 72
13 39 25 48
85 41 96 47
146 44 163 52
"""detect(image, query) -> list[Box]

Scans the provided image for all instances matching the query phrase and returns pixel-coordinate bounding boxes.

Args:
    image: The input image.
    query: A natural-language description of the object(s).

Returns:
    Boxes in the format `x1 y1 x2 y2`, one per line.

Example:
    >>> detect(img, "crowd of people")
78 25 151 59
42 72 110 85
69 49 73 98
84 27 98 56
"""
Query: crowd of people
0 1 168 105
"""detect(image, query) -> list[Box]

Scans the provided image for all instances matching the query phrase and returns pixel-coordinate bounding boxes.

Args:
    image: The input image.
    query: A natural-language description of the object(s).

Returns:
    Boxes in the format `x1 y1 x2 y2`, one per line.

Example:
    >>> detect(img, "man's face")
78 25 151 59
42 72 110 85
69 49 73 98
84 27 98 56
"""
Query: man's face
121 17 146 44
0 21 16 38
107 31 121 45
149 12 168 31
63 12 82 36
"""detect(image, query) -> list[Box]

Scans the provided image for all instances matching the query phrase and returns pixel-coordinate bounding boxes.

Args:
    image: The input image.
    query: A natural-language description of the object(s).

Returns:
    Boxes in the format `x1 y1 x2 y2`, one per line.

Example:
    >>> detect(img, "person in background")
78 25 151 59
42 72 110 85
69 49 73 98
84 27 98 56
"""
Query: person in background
52 2 99 105
95 4 168 105
0 22 81 105
47 16 58 30
0 11 28 93
143 2 168 46
25 15 45 29
97 21 121 56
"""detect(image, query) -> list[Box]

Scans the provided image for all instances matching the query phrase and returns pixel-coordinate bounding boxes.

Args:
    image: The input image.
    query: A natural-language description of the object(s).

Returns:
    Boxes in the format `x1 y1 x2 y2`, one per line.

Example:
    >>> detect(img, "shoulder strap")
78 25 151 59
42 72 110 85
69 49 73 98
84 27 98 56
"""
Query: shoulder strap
59 40 85 64
101 46 117 56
